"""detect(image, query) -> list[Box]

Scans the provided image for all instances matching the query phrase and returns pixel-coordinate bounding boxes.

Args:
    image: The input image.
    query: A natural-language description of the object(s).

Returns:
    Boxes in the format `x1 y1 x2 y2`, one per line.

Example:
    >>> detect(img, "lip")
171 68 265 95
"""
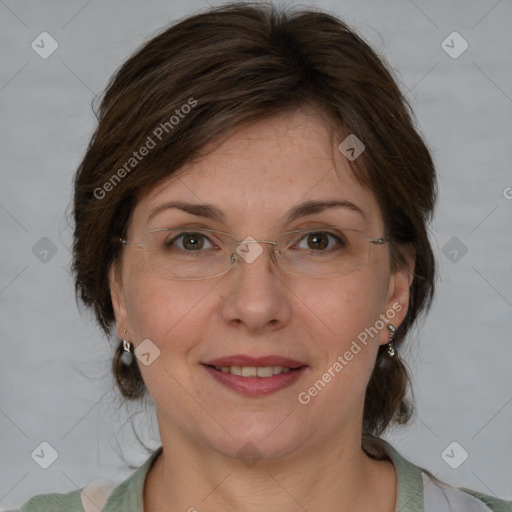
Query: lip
203 355 307 369
202 364 308 396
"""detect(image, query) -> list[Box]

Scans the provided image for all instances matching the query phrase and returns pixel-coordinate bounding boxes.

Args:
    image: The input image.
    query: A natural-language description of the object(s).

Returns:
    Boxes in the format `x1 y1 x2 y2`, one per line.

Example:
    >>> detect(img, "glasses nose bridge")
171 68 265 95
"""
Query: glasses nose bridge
230 238 280 269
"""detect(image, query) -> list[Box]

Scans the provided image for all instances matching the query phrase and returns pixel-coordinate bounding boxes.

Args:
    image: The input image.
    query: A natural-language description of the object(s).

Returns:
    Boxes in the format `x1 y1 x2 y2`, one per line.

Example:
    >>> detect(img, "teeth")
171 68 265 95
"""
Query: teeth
214 365 292 377
242 366 257 377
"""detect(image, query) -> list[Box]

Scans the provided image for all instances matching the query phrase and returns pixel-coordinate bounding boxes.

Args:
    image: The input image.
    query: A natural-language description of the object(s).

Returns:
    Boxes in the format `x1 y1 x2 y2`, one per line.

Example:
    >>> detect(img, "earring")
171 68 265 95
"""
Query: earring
121 328 133 365
386 324 396 357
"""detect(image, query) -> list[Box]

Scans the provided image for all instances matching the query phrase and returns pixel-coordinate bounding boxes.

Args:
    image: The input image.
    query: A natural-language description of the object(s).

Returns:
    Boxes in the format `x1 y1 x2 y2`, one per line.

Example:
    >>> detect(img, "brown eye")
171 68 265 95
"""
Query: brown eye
181 233 205 250
296 231 343 251
306 232 329 250
165 232 214 251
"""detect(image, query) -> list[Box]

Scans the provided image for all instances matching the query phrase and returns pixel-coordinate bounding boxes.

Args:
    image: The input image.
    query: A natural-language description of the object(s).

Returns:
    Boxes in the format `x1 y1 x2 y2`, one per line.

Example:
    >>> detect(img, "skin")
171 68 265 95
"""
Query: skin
110 107 414 512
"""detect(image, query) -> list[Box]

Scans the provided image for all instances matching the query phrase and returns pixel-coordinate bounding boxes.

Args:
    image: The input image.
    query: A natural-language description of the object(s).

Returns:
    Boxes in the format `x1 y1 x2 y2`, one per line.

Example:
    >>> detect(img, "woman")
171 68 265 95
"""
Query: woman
10 2 511 511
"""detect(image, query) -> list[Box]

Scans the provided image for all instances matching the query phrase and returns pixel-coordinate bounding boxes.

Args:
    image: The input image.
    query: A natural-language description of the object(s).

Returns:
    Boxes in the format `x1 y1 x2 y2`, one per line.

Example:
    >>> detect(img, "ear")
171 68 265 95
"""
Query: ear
380 244 415 345
108 262 129 340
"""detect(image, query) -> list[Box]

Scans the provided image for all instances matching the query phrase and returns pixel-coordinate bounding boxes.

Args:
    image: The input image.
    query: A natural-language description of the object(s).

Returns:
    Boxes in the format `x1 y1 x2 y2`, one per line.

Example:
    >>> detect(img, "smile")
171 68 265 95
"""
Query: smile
202 363 307 396
212 365 291 377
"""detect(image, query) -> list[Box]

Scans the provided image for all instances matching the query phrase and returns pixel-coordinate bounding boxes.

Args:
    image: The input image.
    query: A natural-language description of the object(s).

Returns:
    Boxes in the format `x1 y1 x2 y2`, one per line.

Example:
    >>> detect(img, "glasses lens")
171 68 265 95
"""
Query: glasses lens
276 227 371 277
142 229 232 280
140 227 374 280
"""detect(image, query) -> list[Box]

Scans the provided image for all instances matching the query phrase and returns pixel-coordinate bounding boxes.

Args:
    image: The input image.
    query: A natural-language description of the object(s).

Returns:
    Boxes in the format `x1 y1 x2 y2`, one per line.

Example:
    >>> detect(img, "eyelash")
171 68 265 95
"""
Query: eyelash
164 230 346 252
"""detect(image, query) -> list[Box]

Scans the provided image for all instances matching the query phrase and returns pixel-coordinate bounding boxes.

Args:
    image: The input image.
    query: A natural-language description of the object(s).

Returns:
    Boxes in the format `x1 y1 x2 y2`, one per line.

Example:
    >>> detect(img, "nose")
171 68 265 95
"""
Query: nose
220 240 291 334
231 239 278 268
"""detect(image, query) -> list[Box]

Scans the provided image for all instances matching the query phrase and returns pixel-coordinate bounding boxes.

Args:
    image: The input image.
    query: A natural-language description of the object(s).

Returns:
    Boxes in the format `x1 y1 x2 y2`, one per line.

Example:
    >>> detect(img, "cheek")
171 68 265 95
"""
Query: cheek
123 272 208 351
300 271 388 340
297 272 390 388
293 276 388 429
122 275 218 398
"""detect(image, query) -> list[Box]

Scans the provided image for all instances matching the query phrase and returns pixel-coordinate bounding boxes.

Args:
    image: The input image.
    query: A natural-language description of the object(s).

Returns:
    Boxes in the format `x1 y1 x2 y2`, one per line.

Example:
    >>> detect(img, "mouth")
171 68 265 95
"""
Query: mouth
207 365 295 377
201 355 308 396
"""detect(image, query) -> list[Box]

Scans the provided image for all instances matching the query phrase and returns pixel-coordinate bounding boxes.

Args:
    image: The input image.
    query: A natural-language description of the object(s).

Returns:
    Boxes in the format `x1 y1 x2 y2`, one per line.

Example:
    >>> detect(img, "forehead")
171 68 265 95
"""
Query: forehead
130 108 383 235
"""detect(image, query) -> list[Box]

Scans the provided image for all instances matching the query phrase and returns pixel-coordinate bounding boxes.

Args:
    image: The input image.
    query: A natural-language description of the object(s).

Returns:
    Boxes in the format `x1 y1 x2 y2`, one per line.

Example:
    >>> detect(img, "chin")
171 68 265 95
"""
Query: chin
199 417 310 463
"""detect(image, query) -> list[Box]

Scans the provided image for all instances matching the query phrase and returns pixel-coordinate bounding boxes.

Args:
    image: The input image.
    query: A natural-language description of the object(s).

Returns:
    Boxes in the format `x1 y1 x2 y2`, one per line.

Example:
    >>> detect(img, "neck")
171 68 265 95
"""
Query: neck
144 425 396 512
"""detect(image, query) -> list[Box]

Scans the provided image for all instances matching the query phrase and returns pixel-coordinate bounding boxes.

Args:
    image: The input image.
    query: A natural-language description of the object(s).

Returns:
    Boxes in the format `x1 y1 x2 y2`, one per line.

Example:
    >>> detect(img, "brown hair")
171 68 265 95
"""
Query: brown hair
72 1 437 435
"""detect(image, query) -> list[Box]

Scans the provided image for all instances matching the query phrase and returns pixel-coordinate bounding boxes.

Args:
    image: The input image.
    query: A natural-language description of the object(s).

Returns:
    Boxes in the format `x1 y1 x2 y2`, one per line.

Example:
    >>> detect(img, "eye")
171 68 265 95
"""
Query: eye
295 231 345 251
165 232 216 251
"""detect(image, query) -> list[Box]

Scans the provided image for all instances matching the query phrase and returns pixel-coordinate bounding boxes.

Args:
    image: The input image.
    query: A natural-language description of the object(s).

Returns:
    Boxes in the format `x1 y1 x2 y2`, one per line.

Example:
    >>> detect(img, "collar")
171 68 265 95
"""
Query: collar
103 437 425 512
363 434 425 511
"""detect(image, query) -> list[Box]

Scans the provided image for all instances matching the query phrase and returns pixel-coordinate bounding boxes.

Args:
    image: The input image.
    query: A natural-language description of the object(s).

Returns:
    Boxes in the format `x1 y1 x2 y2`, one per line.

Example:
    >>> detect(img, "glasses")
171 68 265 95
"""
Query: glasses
119 226 388 280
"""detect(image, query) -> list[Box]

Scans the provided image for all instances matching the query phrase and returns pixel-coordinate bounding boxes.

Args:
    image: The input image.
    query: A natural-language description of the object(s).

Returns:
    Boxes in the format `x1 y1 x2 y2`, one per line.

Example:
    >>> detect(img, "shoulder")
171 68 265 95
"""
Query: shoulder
421 471 512 512
3 489 83 512
5 448 163 512
363 435 512 512
5 477 127 512
5 479 121 512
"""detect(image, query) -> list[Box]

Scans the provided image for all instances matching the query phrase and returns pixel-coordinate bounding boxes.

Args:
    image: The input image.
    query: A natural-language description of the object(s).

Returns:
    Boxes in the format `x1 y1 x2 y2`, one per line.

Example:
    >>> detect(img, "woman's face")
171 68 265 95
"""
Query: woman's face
110 108 412 460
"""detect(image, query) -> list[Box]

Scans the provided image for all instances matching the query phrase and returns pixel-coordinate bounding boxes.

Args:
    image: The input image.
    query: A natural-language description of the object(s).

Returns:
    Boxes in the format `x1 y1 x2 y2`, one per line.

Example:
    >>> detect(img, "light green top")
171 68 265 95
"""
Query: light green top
7 436 512 511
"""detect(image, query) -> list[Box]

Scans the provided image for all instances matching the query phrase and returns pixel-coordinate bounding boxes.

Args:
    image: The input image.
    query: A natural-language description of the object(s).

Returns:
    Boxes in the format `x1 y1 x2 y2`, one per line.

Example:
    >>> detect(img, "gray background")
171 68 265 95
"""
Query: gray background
1 0 511 509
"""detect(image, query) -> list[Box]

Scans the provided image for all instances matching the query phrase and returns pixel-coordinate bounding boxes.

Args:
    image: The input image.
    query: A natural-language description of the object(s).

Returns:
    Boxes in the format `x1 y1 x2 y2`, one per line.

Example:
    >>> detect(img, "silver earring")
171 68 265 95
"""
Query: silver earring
121 329 133 365
387 324 396 357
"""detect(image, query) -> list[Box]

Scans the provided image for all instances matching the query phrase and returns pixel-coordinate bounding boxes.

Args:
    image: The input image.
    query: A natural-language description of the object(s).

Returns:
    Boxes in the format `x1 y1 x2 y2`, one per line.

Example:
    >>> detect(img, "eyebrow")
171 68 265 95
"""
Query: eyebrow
147 199 366 224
